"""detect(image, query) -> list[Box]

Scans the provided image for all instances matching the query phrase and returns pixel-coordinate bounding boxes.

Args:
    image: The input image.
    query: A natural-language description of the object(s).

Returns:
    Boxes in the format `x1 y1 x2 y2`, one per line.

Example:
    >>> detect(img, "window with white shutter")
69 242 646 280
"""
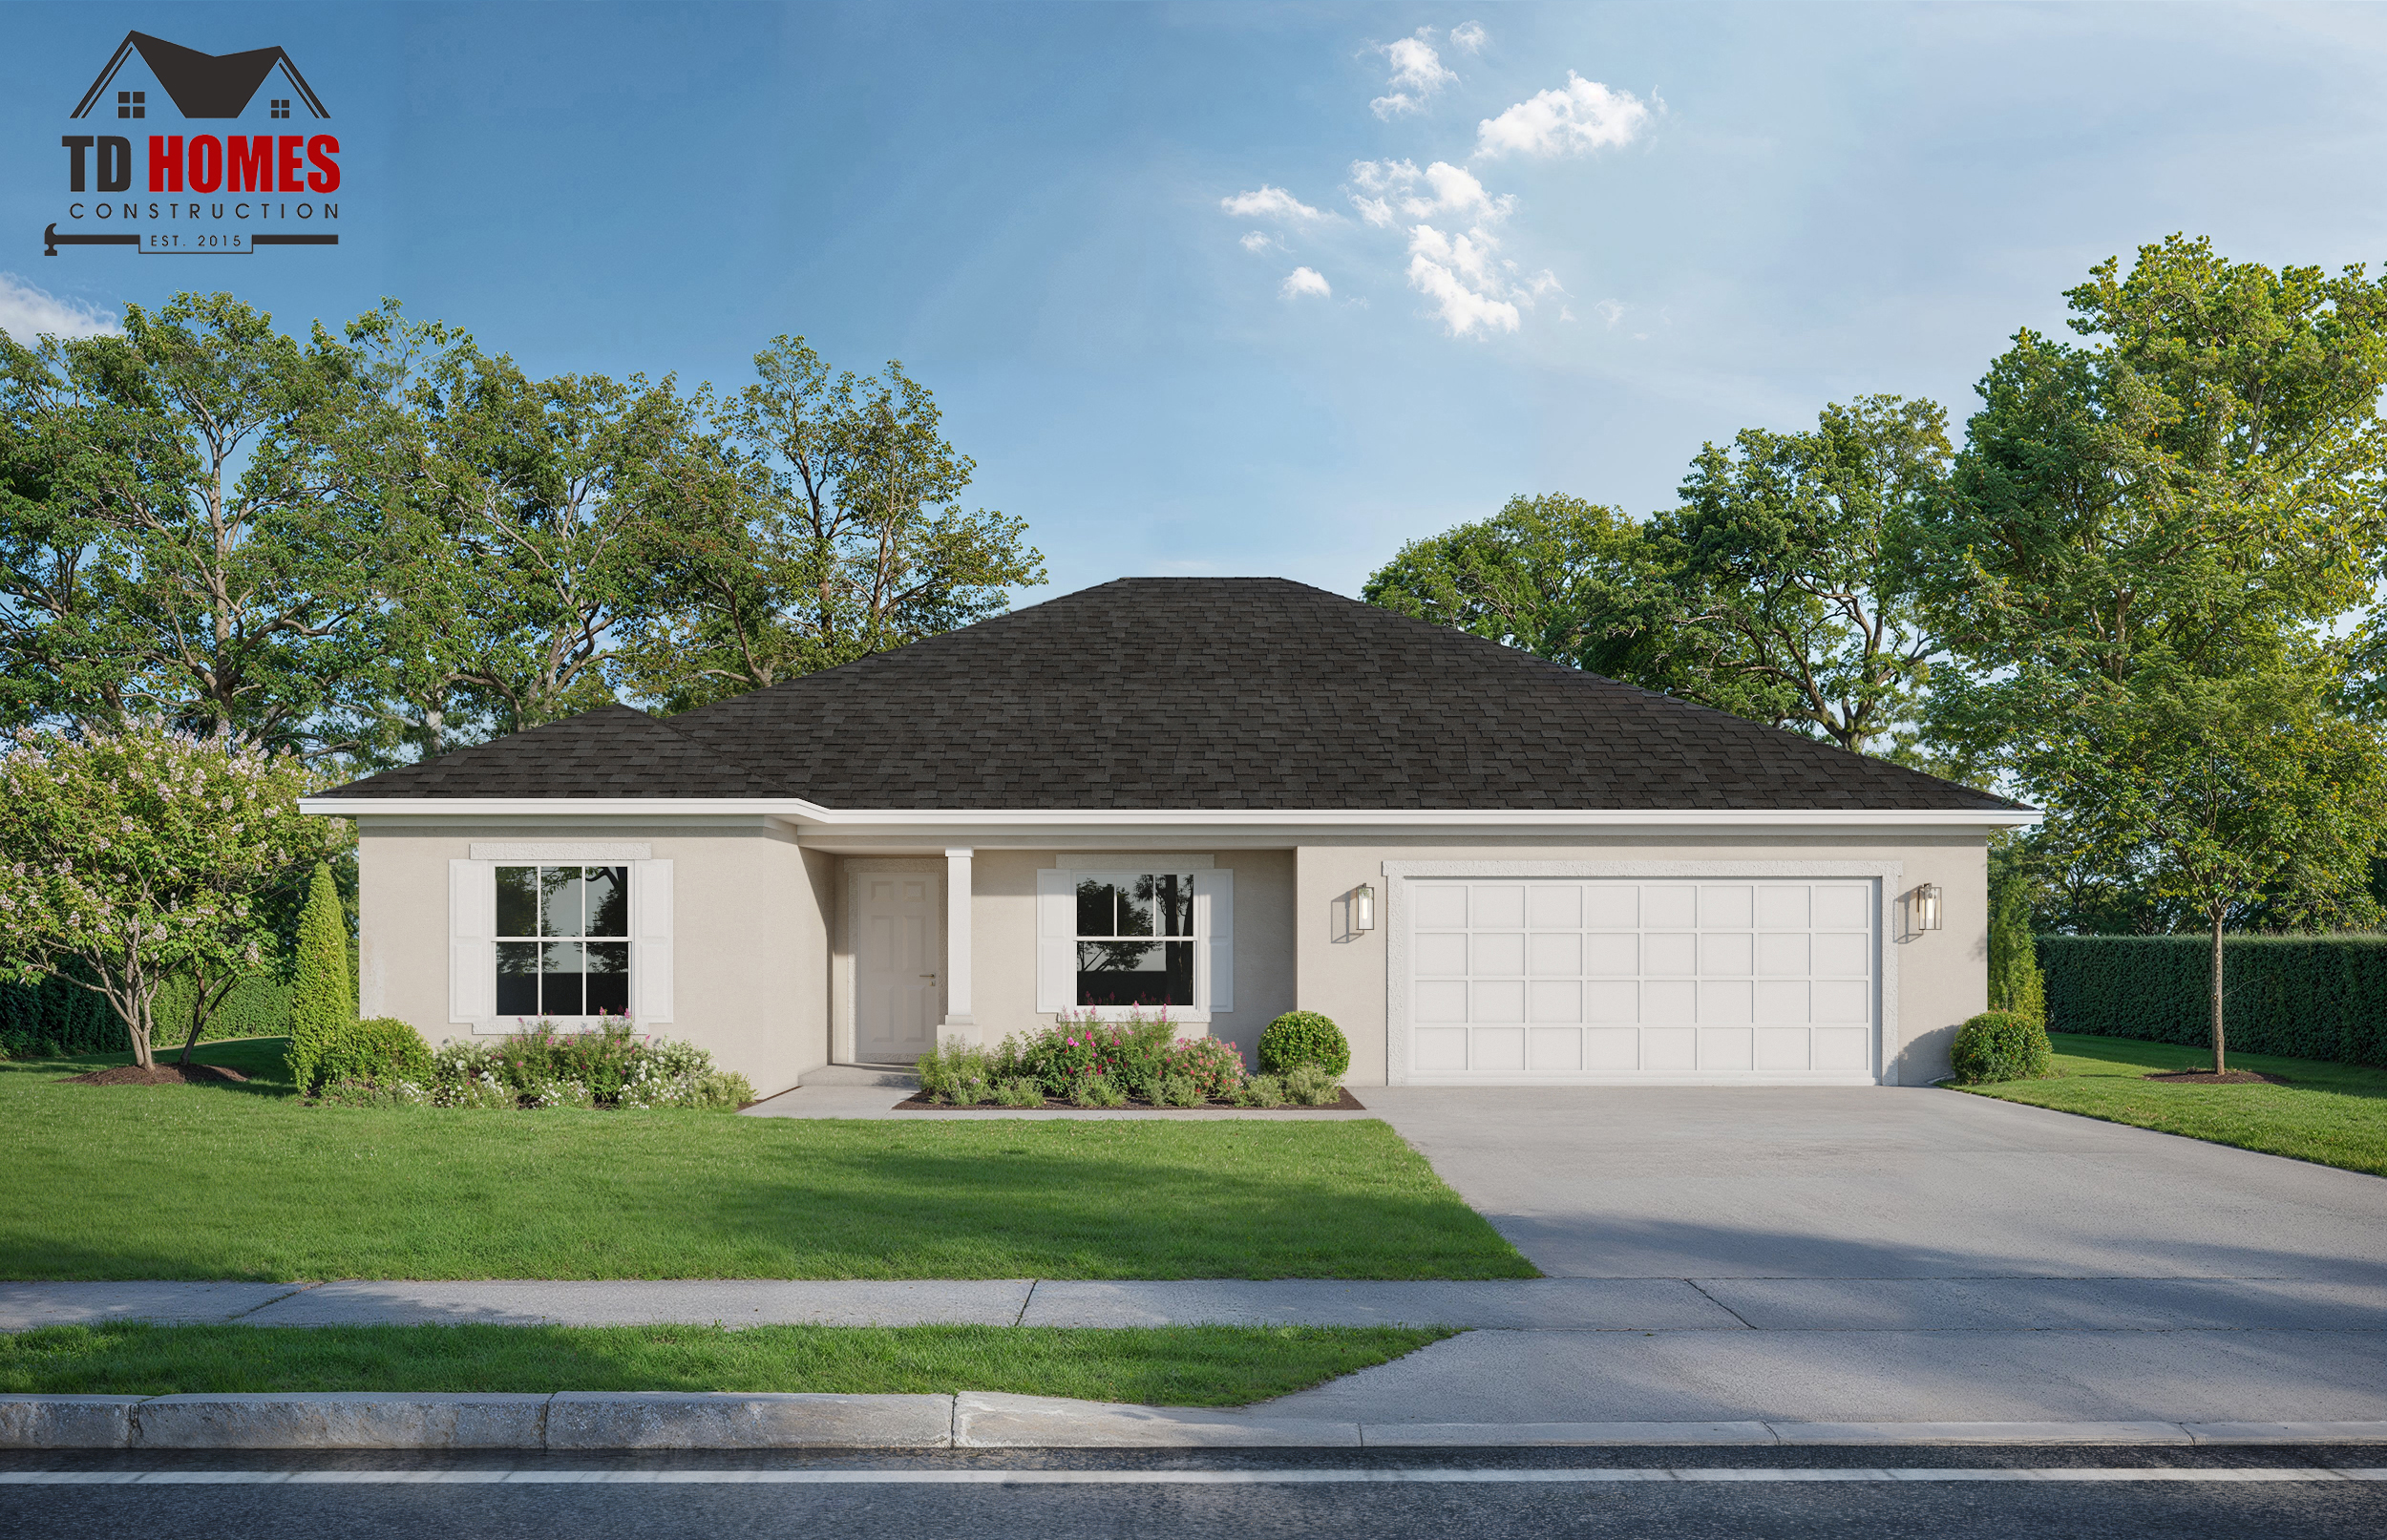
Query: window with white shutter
1036 864 1231 1020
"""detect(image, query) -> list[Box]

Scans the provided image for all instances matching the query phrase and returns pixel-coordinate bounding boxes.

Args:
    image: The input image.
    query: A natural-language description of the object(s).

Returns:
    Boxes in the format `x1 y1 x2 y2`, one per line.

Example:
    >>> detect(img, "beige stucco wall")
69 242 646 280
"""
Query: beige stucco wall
962 848 1297 1067
1293 834 1989 1086
357 821 834 1099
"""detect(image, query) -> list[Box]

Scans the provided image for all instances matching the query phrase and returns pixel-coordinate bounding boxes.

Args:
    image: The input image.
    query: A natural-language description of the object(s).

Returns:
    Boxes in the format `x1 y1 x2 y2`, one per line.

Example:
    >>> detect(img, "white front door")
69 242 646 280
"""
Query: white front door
855 871 943 1065
1404 878 1879 1083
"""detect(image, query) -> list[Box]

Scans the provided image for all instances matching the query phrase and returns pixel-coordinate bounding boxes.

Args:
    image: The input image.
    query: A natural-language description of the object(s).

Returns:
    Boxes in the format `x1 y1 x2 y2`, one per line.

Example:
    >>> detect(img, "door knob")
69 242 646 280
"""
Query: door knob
919 973 938 980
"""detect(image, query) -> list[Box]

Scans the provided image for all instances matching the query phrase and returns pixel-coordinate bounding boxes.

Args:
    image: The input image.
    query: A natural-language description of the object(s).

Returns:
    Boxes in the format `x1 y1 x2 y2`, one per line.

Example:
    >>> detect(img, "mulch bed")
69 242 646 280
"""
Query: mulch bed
62 1062 250 1086
896 1087 1368 1112
2141 1069 2289 1086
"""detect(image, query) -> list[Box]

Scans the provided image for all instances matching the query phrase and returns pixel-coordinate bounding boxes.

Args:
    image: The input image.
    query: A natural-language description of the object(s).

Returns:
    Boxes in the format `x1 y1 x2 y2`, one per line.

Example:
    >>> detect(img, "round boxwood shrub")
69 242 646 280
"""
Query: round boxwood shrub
311 1016 433 1095
1258 1010 1350 1077
1949 1010 2054 1085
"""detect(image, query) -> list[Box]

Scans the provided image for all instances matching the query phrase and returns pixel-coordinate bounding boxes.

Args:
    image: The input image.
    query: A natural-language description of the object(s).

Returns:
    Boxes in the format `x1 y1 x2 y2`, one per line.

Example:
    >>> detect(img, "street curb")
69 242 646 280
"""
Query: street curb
5 1397 2386 1450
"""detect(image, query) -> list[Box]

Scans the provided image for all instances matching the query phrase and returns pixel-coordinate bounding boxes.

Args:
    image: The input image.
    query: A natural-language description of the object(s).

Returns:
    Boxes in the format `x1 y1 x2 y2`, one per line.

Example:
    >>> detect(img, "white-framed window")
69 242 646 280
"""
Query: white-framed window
451 852 672 1030
495 865 629 1018
1036 865 1233 1019
1073 872 1196 1008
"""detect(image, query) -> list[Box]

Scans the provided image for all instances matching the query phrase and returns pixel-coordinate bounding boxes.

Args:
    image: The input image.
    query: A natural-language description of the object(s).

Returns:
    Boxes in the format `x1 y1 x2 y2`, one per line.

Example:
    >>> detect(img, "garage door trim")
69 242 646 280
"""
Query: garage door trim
1383 859 1903 1087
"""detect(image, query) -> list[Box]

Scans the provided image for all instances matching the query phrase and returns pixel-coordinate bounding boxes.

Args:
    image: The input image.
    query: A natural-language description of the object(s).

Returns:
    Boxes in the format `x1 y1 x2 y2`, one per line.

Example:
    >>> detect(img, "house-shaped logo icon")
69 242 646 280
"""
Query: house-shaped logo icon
71 32 327 120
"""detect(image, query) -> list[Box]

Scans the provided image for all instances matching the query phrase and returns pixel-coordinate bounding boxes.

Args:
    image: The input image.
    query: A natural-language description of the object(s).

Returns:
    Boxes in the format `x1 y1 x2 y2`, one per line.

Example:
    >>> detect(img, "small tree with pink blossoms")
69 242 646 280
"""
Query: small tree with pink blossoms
0 720 336 1069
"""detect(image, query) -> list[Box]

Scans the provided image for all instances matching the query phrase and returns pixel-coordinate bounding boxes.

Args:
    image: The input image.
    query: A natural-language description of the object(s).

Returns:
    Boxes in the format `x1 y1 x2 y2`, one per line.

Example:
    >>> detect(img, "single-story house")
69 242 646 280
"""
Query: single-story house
304 578 2037 1097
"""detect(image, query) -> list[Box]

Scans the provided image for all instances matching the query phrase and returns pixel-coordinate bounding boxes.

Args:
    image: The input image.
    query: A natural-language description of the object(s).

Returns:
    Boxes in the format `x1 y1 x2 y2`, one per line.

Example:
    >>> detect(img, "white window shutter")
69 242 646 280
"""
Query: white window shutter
1035 868 1075 1014
635 858 674 1024
450 858 495 1023
1195 869 1235 1014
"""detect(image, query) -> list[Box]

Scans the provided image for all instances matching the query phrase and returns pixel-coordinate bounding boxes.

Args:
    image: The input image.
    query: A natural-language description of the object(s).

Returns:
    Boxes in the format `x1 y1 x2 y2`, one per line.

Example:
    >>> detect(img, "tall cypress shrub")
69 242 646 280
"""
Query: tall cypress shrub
1986 879 2045 1026
285 861 353 1091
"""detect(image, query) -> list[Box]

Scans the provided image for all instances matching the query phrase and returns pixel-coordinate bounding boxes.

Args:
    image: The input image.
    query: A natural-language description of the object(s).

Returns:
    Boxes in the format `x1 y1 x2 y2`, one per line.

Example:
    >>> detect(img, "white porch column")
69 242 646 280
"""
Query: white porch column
942 847 975 1036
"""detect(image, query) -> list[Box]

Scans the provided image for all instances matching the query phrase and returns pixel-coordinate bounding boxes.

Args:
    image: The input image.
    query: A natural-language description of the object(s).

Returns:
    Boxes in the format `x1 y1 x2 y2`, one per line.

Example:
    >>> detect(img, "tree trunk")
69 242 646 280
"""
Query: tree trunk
2210 910 2227 1076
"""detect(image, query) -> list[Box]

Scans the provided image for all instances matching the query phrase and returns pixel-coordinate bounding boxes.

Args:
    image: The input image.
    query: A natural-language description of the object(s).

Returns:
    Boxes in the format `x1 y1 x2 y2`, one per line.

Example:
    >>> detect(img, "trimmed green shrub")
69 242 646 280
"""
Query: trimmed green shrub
993 1077 1045 1108
1987 883 2045 1026
1072 1073 1127 1108
2038 935 2387 1068
1258 1011 1350 1077
1949 1010 2054 1085
310 1017 433 1094
285 862 353 1091
1153 1073 1202 1108
1237 1074 1287 1108
917 1039 995 1104
1281 1063 1344 1106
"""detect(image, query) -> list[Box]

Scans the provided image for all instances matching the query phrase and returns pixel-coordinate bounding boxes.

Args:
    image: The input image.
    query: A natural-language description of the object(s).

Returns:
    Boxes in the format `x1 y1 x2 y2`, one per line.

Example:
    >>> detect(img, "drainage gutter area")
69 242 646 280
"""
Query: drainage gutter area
5 1395 2387 1451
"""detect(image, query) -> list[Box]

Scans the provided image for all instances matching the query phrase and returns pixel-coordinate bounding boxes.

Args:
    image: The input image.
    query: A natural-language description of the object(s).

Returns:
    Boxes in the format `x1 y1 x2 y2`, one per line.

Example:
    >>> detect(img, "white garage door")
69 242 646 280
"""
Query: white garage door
1404 879 1878 1083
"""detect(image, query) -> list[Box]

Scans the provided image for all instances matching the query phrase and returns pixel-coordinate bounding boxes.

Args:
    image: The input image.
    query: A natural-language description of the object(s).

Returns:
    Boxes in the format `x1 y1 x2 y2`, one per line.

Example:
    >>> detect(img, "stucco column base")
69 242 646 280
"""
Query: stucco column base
939 1017 982 1048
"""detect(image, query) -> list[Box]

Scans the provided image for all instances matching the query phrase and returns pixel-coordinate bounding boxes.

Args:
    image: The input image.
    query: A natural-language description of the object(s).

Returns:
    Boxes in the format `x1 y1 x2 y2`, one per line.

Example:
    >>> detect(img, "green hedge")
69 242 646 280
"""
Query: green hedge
0 969 292 1057
2038 934 2387 1067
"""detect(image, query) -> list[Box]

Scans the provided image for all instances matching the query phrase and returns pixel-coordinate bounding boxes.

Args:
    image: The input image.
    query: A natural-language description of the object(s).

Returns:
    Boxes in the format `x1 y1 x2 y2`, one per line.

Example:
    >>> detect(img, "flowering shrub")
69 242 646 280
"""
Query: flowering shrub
323 1020 750 1111
927 1007 1252 1105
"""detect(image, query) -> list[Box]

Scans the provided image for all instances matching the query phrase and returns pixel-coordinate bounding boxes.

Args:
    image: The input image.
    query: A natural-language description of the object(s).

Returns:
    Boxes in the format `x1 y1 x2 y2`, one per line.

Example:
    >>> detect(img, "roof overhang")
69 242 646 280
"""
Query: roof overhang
300 796 2039 830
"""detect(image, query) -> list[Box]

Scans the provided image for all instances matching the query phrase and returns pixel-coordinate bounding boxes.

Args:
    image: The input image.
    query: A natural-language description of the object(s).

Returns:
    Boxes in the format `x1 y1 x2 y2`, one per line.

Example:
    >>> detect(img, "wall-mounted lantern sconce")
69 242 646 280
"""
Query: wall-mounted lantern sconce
1913 882 1943 933
1354 883 1377 932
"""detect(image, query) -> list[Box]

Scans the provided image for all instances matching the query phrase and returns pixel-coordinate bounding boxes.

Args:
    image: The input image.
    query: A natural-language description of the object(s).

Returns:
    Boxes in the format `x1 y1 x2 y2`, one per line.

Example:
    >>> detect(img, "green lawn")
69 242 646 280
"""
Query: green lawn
1954 1033 2387 1177
0 1321 1451 1406
0 1038 1533 1281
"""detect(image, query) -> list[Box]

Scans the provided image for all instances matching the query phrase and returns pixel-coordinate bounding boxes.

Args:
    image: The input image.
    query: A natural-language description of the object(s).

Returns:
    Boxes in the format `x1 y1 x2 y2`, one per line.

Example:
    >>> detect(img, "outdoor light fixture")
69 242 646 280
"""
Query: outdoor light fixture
1354 883 1377 932
1914 883 1943 933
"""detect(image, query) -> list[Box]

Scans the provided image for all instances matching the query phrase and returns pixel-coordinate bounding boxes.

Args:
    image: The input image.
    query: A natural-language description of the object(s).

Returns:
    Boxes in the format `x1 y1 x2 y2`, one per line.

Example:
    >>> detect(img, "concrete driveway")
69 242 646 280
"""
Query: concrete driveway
1267 1086 2387 1427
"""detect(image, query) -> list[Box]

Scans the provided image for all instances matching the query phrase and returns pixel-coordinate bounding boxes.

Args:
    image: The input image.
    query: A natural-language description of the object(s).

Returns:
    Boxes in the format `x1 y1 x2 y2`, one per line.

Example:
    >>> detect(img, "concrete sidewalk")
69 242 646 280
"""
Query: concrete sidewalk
11 1276 2384 1333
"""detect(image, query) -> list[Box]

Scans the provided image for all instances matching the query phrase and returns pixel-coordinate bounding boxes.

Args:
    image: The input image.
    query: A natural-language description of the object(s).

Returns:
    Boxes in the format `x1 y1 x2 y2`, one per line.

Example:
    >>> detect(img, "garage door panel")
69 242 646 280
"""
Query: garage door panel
1643 1026 1698 1069
1473 1027 1527 1070
1404 877 1878 1083
1644 932 1698 975
1415 1028 1469 1069
1415 980 1468 1023
1470 980 1525 1021
1584 887 1638 928
1471 885 1527 928
1529 980 1582 1022
1530 1027 1581 1070
1699 932 1753 976
1528 886 1581 928
1471 932 1526 976
1756 932 1810 975
1529 932 1581 975
1699 1027 1755 1070
1698 980 1753 1023
1587 980 1637 1021
1813 931 1869 976
1587 934 1637 975
1585 1028 1638 1069
1699 885 1754 928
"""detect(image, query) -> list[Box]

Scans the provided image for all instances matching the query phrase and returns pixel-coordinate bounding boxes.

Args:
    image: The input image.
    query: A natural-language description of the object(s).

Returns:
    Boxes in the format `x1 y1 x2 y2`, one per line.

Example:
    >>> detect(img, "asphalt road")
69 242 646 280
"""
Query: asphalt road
7 1446 2385 1540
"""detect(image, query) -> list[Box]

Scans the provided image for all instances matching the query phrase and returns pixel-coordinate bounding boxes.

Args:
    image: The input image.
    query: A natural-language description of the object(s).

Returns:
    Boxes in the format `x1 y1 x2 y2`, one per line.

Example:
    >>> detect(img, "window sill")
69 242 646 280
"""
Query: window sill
467 1017 638 1037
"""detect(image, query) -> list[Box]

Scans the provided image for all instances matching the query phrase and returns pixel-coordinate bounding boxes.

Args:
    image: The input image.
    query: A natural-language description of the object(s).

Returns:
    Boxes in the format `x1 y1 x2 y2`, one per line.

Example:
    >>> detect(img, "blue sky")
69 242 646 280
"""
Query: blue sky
6 2 2387 602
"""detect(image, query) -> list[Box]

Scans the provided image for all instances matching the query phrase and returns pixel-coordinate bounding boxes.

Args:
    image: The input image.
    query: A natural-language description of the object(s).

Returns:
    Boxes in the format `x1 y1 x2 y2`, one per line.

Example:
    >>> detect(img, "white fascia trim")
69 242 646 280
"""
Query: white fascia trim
301 797 2038 830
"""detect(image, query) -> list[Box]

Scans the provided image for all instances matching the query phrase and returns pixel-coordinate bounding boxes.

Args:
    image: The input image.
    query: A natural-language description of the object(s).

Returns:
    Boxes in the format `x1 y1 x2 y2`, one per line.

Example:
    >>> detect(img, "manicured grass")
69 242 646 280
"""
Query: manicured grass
1954 1033 2387 1177
0 1321 1452 1406
0 1038 1533 1281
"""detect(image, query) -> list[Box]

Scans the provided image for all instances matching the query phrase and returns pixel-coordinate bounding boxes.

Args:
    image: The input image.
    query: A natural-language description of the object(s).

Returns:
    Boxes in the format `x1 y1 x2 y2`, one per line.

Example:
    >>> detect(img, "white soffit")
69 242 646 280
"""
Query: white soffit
304 798 2038 830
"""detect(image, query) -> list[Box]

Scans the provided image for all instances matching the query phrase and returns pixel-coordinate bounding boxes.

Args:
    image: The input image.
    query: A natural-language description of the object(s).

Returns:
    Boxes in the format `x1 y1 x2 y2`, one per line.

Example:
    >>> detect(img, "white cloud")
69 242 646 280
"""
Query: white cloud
1449 21 1487 53
1371 30 1457 119
1594 298 1625 328
1476 72 1652 158
1347 158 1511 222
1405 223 1518 335
1281 266 1333 300
1220 184 1328 222
0 273 118 342
1239 231 1278 253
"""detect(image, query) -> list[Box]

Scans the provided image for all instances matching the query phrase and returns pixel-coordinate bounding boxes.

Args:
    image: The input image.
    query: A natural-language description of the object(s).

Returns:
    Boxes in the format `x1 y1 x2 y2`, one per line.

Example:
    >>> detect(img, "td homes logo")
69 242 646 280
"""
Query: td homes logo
46 30 343 258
